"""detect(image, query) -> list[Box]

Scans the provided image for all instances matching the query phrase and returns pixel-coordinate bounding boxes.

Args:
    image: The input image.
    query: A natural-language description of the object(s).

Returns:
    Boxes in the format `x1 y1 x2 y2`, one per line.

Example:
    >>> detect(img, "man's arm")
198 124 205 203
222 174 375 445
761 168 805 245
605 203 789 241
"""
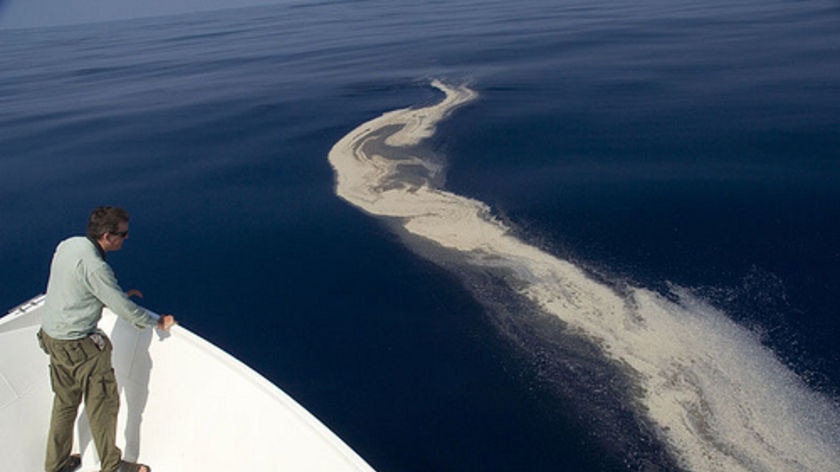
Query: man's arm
127 289 176 331
87 265 158 329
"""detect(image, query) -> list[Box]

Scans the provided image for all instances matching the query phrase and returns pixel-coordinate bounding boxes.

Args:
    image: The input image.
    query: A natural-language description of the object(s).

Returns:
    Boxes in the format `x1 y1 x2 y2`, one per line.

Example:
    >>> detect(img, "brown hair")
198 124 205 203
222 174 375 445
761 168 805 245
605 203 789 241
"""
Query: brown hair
87 206 130 239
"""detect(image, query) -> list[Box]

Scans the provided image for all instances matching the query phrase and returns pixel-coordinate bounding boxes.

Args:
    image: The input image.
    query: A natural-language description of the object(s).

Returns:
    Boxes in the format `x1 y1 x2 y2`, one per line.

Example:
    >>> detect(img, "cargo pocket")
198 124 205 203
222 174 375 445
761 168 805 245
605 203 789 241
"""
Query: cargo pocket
90 368 120 413
65 342 88 365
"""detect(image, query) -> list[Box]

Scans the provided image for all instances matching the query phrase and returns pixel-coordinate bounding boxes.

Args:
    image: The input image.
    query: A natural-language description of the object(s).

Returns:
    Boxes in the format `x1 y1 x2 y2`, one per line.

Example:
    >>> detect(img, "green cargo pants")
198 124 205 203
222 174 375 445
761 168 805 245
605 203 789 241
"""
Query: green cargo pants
38 329 122 472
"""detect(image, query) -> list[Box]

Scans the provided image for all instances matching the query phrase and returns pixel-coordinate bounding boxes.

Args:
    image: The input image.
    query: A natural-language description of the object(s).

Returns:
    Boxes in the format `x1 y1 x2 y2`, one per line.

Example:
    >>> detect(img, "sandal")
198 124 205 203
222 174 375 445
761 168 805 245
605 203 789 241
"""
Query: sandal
57 454 81 472
114 460 152 472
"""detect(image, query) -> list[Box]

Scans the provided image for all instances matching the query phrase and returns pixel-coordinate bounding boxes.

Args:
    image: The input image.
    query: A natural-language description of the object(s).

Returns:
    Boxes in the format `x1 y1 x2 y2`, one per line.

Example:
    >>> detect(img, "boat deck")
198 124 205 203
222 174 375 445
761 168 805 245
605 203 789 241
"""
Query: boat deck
0 296 375 471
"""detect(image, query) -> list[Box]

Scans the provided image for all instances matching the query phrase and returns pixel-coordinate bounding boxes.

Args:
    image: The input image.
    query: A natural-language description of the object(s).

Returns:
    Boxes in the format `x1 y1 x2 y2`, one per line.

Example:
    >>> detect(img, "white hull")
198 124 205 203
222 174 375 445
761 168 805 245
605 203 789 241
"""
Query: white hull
0 296 375 471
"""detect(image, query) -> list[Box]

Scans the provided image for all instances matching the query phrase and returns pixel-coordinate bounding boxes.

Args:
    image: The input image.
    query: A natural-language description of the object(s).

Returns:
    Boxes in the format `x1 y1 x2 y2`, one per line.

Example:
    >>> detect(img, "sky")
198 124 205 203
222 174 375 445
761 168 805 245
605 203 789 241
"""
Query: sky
0 0 286 29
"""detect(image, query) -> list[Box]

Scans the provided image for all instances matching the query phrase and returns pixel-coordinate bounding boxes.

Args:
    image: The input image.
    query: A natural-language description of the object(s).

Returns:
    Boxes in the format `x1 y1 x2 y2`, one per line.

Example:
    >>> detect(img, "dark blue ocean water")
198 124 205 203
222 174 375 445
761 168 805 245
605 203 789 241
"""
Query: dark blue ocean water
2 1 839 470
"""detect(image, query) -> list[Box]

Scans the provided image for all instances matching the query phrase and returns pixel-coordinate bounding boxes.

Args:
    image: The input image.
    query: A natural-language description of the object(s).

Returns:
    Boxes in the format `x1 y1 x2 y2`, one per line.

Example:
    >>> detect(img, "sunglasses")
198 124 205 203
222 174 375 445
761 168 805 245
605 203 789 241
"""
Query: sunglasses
111 231 129 238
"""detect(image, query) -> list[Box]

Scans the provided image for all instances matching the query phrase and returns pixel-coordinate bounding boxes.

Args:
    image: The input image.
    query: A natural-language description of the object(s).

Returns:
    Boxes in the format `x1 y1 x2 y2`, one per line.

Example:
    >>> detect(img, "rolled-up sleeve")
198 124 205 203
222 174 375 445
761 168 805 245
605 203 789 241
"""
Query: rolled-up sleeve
87 264 157 329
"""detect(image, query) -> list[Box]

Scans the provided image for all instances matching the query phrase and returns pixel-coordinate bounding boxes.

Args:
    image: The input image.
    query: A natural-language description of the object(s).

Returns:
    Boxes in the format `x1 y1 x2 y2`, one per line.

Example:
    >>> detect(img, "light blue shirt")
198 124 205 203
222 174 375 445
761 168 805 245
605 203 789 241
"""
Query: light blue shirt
42 236 157 340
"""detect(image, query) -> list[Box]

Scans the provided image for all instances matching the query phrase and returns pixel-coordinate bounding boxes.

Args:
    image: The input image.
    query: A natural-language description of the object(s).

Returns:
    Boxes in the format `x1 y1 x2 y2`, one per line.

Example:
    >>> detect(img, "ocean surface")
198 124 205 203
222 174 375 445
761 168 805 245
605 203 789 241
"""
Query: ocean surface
2 0 839 470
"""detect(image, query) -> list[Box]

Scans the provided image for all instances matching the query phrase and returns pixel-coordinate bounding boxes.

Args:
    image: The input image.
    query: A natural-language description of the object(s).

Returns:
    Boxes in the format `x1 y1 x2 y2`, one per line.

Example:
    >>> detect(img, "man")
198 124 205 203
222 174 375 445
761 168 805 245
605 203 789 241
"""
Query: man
38 206 175 472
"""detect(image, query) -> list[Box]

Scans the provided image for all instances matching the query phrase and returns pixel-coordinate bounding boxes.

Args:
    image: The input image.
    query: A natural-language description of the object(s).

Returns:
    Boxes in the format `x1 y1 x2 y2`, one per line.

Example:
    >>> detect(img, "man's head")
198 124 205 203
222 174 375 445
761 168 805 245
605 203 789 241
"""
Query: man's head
87 206 130 252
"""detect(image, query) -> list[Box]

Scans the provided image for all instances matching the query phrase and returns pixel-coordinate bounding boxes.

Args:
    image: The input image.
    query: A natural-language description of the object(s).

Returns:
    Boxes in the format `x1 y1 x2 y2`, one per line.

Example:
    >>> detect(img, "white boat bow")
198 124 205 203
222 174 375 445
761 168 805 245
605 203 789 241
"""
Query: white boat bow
0 295 376 472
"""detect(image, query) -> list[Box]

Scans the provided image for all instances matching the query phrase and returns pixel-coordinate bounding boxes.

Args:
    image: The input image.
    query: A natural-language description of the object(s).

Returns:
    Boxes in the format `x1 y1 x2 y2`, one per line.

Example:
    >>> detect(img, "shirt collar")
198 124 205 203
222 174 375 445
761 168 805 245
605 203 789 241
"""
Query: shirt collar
87 236 106 261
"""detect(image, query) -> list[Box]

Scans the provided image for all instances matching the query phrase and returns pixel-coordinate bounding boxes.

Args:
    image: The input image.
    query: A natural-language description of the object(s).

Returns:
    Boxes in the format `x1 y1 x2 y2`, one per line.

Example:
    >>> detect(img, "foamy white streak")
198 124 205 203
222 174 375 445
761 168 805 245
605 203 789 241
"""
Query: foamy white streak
328 81 840 471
